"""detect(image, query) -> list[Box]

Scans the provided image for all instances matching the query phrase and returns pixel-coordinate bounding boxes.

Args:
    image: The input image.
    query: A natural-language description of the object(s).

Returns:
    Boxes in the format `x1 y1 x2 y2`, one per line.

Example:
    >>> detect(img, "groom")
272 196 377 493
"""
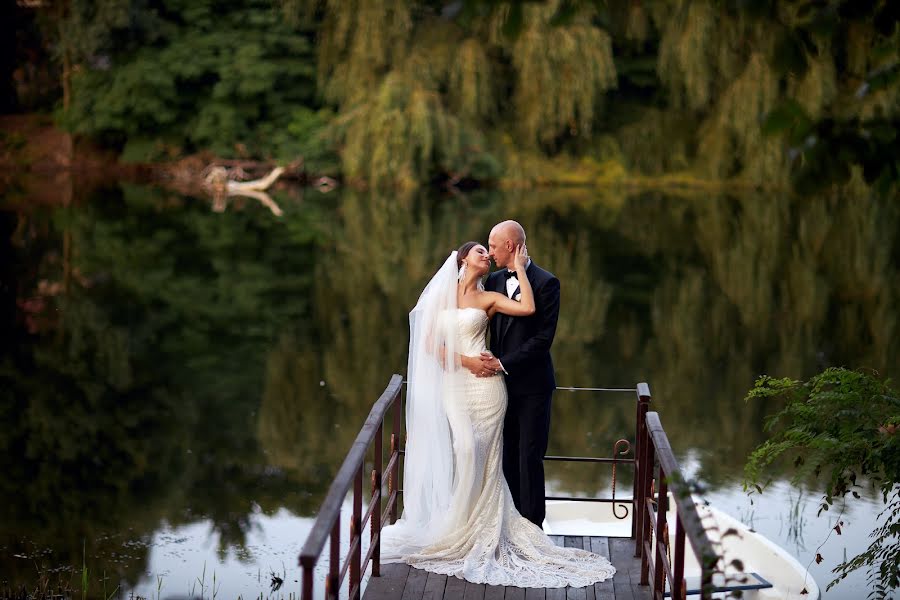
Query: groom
478 220 560 527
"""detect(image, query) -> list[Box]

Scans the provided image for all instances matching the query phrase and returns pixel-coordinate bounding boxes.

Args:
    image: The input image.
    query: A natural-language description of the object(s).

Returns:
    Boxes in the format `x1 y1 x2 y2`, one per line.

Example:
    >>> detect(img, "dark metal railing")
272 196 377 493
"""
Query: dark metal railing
298 374 404 600
544 384 650 530
635 411 719 600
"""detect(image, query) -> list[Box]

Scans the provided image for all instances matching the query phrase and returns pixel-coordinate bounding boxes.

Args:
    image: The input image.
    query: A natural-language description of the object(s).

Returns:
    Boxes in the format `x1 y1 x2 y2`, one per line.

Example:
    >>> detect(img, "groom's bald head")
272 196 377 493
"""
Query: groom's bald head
488 220 526 269
494 220 526 244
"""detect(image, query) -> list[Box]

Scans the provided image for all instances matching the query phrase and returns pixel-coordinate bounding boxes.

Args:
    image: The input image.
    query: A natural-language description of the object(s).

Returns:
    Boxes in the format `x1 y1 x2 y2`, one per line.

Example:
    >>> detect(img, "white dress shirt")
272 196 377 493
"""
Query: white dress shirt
505 259 531 298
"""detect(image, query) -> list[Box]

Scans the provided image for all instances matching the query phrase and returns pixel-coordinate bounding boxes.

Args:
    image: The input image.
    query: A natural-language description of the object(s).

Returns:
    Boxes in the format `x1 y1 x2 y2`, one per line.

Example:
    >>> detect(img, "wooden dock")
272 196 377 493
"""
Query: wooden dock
301 379 718 600
363 536 651 600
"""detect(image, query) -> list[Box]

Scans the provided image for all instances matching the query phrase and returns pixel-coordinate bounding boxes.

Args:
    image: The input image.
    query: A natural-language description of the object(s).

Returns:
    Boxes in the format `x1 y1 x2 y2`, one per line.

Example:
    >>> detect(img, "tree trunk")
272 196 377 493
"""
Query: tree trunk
0 1 18 111
58 10 73 167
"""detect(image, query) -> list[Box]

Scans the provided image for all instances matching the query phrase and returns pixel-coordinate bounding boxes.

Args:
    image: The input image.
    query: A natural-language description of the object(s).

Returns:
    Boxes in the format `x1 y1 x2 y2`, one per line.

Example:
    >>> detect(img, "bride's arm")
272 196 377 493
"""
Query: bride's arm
459 354 482 373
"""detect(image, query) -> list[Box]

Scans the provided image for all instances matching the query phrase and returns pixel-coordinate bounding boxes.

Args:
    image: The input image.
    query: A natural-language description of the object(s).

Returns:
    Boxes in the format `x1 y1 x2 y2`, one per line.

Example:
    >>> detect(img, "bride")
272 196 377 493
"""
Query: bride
380 241 615 588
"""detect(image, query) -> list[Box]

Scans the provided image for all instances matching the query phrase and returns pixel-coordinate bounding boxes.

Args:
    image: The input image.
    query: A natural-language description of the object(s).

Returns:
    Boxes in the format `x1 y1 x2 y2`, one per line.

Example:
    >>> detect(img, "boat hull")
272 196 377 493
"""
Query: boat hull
543 500 820 599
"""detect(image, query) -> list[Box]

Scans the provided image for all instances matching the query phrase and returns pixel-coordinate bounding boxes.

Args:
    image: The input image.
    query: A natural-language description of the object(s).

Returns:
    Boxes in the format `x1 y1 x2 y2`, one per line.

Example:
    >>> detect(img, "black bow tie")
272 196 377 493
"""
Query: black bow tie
505 270 518 279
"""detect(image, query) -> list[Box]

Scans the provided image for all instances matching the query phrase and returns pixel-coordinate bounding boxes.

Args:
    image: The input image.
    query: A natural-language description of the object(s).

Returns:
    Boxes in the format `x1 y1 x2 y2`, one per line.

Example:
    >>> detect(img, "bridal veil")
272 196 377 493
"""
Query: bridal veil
381 252 471 559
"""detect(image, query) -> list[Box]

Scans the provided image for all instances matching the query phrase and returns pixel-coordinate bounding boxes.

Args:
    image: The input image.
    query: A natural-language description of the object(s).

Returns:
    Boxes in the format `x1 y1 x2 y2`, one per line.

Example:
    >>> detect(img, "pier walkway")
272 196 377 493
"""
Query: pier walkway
363 537 651 600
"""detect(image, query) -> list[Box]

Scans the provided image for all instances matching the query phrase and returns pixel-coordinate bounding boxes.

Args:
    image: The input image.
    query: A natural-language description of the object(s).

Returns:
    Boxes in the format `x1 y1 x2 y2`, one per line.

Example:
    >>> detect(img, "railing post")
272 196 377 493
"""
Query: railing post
350 465 362 600
301 560 314 600
390 388 403 523
388 434 398 523
674 513 686 600
639 441 655 586
653 467 669 597
328 516 340 600
634 382 651 556
371 421 383 577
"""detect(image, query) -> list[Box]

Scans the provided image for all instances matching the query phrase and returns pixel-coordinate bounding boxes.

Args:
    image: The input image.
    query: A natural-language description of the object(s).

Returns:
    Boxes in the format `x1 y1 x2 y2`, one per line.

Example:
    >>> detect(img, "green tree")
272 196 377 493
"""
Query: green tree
284 0 618 186
18 0 896 191
20 0 134 160
65 0 318 161
754 0 899 196
744 368 900 598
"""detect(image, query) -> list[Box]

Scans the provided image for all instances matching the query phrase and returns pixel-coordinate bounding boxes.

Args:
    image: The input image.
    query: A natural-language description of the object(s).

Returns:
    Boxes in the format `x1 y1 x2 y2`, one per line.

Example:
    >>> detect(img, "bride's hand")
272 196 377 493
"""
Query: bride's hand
513 243 529 271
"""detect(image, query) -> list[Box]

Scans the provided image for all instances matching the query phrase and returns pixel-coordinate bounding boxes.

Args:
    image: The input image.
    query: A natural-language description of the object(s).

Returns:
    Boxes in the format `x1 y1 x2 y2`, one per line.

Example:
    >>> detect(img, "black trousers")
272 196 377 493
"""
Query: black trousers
502 390 552 527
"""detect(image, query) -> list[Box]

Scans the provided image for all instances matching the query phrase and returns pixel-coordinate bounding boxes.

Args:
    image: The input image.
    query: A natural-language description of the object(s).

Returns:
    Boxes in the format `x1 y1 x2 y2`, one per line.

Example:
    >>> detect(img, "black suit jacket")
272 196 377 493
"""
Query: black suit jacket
487 262 560 397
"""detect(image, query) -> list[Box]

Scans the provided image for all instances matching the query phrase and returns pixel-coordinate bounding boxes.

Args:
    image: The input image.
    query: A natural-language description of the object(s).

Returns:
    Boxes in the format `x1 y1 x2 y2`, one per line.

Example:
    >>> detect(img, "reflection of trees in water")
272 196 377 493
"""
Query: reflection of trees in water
533 231 612 383
0 183 323 587
307 189 898 494
507 191 899 494
693 199 787 346
148 187 900 505
302 188 898 494
310 189 478 409
1 290 190 590
5 182 897 586
256 333 347 511
610 193 899 487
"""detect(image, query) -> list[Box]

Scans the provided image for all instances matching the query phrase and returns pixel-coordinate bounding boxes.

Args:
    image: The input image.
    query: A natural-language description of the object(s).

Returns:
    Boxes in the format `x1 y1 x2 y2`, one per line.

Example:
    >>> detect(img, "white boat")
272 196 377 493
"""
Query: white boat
544 499 820 599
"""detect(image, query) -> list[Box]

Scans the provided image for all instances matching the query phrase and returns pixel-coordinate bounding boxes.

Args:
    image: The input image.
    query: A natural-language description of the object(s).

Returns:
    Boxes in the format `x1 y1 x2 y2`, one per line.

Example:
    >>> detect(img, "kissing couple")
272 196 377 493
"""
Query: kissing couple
381 220 615 588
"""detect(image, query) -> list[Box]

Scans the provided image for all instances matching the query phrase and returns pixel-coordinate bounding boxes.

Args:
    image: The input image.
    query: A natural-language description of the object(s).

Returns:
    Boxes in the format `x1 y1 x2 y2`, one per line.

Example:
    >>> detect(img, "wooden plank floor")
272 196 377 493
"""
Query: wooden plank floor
364 537 651 600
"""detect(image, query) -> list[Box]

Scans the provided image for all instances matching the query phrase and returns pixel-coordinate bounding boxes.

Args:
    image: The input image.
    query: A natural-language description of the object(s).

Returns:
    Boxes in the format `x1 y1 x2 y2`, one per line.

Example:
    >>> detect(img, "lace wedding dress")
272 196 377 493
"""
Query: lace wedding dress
383 304 616 588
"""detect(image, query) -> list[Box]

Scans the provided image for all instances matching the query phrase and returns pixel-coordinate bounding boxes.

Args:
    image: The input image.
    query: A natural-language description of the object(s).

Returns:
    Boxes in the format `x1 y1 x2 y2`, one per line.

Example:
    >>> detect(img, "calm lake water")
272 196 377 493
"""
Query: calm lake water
2 182 897 599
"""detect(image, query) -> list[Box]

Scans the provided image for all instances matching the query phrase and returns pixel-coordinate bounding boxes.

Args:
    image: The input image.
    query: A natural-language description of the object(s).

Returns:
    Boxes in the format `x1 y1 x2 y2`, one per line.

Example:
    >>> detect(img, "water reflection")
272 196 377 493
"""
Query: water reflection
1 182 897 598
614 193 899 487
1 183 327 593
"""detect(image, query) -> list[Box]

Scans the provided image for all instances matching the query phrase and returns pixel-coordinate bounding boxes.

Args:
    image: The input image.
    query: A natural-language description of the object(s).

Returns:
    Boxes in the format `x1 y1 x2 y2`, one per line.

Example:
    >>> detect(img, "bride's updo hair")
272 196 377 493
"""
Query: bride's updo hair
456 241 480 268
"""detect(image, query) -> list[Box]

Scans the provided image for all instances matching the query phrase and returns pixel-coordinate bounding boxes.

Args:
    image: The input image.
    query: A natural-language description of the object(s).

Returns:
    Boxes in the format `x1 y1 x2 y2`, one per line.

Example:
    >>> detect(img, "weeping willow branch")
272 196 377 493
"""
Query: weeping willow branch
312 0 412 106
511 3 617 149
655 0 738 112
791 45 838 121
698 52 785 182
330 71 490 188
448 38 497 123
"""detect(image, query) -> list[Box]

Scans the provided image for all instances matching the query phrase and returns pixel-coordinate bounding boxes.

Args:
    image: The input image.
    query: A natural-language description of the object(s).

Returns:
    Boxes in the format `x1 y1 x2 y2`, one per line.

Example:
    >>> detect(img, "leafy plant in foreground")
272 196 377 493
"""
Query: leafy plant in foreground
744 367 900 598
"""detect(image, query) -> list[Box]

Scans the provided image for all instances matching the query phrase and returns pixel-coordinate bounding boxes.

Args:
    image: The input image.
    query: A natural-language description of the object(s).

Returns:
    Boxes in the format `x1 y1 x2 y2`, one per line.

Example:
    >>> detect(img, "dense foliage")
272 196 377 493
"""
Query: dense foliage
744 368 900 597
48 0 322 162
13 0 897 191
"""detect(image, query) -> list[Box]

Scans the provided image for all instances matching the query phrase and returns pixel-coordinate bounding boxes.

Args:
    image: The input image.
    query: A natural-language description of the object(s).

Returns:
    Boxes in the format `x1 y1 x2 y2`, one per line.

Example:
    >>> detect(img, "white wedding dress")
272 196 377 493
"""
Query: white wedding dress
382 303 616 588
